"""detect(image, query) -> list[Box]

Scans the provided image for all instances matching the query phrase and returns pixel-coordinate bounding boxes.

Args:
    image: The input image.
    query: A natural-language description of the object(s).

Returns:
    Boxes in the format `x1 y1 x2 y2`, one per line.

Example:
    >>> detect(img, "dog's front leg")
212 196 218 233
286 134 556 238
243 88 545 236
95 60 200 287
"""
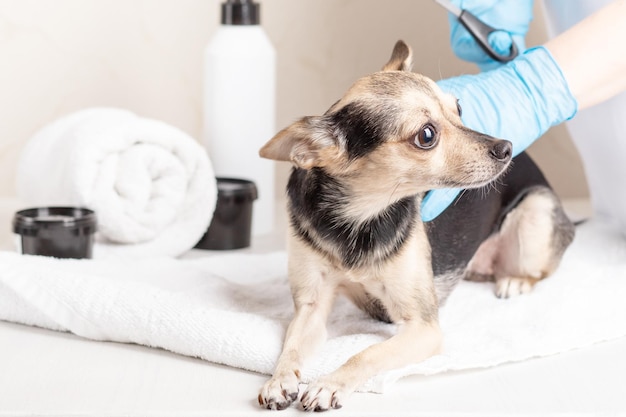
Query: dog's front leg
258 252 337 410
300 235 443 411
301 317 441 411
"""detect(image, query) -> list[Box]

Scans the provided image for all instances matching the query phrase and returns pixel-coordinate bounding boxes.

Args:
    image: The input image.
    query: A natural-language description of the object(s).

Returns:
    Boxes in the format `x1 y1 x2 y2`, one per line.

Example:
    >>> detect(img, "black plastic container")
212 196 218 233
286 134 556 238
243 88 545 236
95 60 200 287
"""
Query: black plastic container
195 178 258 250
13 207 97 259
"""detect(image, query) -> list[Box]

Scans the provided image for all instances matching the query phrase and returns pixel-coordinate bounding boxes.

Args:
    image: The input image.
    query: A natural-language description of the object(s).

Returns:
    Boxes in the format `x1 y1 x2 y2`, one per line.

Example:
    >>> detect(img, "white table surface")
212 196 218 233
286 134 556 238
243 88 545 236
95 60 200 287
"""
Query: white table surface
1 198 625 416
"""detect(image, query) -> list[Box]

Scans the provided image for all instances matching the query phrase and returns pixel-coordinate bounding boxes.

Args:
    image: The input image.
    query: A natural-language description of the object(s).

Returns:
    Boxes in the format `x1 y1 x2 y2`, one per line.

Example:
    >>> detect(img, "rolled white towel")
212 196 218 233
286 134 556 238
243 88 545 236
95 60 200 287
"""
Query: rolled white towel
16 108 217 258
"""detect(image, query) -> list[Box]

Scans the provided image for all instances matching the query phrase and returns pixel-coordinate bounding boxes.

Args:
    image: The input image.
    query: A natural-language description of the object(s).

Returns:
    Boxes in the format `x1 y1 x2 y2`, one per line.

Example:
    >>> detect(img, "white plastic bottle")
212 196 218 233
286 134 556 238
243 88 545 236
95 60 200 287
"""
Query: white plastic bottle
203 0 276 237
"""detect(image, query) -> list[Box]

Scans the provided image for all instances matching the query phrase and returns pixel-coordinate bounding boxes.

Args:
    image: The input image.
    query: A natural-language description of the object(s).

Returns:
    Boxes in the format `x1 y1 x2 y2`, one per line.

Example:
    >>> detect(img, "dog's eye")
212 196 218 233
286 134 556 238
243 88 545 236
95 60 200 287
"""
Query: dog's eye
456 99 462 117
413 124 438 149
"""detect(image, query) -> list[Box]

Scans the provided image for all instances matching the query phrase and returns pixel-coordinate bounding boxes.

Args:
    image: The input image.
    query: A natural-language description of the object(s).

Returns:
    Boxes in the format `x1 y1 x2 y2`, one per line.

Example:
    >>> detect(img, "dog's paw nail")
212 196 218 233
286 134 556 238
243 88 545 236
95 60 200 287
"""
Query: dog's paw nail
280 388 298 403
496 277 535 298
276 401 290 411
260 398 291 411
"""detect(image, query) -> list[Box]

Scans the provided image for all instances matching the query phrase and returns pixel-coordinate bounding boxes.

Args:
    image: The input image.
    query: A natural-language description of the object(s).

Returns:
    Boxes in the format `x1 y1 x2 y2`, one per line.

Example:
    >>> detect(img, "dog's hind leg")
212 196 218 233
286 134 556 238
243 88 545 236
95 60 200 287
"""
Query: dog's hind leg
485 186 575 298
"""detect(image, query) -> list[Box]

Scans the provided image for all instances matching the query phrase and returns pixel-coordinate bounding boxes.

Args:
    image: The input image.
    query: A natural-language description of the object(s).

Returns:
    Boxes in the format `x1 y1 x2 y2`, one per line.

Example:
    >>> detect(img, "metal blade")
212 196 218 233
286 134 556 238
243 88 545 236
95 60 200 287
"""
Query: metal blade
434 0 462 17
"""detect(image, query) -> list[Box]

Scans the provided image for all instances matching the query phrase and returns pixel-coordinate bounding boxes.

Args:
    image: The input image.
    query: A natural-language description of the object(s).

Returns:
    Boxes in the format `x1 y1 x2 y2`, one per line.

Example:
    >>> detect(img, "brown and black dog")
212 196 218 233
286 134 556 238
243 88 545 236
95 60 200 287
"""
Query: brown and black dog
258 40 574 411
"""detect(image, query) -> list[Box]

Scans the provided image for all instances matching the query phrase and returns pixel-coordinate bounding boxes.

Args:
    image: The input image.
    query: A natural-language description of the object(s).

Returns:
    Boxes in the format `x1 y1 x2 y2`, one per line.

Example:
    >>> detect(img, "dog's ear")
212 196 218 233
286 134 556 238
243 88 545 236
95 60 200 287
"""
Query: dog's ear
382 40 413 72
259 117 337 169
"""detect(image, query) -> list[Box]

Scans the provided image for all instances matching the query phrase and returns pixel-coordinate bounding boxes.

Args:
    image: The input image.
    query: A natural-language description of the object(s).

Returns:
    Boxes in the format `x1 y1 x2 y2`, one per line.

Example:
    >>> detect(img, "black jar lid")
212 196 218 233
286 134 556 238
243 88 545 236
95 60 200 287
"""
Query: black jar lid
13 207 97 237
216 177 258 202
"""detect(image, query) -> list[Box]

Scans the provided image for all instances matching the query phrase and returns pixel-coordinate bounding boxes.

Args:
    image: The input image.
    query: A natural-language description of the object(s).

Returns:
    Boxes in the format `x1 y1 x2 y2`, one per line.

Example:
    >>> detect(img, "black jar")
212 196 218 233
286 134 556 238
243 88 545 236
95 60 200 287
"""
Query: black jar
195 178 258 250
13 207 97 259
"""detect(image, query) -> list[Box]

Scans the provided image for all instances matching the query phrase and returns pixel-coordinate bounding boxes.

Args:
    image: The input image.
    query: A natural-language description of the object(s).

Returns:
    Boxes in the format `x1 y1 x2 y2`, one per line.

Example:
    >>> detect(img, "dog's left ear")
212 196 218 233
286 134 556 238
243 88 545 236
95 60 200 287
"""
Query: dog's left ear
259 117 338 169
382 40 413 72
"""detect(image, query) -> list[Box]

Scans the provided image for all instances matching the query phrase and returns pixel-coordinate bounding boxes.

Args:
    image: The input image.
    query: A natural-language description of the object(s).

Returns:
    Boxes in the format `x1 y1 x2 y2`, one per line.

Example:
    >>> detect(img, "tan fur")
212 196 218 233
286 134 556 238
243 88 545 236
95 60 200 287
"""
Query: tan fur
262 73 508 196
257 41 456 411
259 221 442 411
260 118 344 169
381 40 413 72
257 40 526 411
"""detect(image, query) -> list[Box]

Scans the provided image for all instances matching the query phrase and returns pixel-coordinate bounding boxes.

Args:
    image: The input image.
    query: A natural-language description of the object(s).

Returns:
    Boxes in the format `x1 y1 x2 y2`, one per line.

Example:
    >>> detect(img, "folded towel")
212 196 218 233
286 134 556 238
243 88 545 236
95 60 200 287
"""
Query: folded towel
16 108 217 259
1 219 625 393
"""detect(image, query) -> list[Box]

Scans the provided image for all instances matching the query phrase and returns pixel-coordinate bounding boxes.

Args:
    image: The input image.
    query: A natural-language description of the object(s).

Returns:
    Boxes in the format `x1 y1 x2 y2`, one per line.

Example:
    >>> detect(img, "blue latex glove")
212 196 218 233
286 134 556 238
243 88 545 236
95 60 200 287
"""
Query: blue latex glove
447 0 534 71
421 46 578 222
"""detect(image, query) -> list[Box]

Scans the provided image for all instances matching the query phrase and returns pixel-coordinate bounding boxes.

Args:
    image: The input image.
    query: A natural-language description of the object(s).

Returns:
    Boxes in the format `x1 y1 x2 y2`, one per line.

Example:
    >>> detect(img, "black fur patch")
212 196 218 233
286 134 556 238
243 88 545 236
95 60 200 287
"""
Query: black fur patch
288 167 416 269
330 102 397 160
361 295 392 323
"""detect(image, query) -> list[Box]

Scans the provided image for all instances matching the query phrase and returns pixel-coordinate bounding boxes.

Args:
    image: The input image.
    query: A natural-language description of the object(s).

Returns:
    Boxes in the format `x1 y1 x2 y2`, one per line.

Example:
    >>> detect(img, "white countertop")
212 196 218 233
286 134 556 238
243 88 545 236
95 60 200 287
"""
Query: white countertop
1 319 625 417
1 197 625 416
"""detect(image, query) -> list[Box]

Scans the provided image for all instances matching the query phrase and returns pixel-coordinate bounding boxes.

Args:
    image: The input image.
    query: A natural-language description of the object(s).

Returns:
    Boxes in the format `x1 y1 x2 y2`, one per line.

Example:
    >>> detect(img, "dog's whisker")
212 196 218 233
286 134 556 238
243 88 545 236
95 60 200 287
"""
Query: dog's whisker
387 182 402 206
437 60 444 82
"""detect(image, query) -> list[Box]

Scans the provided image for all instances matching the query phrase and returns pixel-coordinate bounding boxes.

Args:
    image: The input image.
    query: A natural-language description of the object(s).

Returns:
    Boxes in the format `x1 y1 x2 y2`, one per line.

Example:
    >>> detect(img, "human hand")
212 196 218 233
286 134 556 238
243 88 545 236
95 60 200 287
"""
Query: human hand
421 46 578 221
446 0 534 71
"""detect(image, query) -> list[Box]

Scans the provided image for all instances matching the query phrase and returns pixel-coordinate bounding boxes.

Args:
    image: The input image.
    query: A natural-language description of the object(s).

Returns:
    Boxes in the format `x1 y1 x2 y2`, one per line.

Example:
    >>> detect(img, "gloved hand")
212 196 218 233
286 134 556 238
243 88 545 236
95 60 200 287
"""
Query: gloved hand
447 0 534 71
421 46 578 222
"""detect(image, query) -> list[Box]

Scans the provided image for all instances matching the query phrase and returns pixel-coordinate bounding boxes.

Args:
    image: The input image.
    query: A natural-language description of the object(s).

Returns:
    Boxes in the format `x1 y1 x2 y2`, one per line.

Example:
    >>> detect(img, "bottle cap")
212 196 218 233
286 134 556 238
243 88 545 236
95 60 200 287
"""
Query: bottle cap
221 0 260 25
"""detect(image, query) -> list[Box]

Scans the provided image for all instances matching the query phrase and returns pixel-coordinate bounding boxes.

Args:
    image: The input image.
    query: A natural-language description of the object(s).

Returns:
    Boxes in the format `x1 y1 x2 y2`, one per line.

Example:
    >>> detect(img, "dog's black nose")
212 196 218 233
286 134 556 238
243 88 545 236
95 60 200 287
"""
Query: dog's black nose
490 140 512 162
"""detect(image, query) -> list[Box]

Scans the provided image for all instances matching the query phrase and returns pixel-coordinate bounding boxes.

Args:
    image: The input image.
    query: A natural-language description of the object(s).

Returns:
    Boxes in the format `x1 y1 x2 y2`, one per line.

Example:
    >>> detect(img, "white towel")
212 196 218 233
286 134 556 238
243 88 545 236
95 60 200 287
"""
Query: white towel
1 219 625 393
15 108 217 259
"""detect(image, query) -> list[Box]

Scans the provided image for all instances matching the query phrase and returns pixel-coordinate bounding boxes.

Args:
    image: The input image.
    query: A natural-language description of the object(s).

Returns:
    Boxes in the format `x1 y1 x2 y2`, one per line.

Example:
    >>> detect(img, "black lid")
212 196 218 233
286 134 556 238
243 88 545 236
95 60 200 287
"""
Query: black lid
221 0 260 25
13 207 97 237
216 177 258 202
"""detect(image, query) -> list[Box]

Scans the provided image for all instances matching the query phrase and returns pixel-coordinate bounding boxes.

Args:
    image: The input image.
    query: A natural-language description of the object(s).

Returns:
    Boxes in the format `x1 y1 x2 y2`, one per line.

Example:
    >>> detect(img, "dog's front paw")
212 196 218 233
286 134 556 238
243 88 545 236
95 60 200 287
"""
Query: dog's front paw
258 370 301 410
300 377 350 412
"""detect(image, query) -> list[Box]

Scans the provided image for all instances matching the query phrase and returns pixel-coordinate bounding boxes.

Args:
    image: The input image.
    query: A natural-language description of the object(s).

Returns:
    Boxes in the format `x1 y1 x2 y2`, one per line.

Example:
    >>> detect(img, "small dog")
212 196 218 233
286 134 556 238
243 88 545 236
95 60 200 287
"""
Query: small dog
257 40 574 411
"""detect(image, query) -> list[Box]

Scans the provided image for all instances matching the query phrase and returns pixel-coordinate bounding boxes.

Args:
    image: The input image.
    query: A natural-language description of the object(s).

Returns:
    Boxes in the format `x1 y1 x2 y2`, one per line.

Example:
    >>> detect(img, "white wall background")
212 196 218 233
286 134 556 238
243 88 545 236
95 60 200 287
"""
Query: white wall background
0 0 588 202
